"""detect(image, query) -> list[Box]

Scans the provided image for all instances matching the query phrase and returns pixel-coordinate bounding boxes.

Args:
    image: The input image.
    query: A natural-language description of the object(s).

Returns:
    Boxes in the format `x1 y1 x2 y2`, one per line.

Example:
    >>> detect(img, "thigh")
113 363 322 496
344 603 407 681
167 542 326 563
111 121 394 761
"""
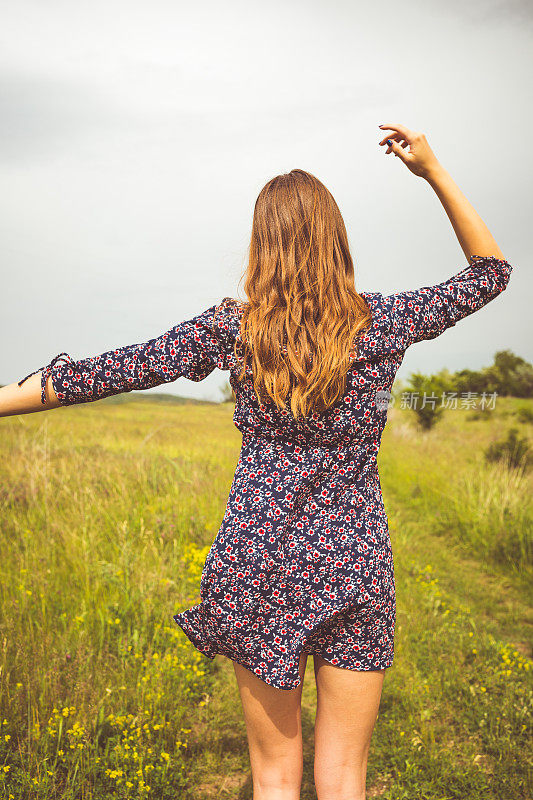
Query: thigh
313 654 384 792
232 650 308 775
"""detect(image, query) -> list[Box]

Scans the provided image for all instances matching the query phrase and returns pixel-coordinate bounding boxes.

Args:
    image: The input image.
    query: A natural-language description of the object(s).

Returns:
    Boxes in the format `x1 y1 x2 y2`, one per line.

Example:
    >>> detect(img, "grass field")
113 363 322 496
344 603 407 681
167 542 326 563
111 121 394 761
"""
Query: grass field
0 393 531 799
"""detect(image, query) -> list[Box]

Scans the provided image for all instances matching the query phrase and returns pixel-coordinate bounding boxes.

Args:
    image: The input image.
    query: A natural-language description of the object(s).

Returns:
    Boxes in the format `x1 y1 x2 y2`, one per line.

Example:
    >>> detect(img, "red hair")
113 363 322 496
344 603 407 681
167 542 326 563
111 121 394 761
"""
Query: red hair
235 169 372 419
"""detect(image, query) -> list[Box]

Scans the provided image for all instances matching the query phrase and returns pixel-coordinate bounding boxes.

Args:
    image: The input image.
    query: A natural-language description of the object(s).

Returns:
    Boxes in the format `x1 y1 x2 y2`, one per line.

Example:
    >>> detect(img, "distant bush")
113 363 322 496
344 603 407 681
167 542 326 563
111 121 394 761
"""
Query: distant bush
467 405 495 422
403 352 533 428
515 405 533 424
404 372 447 430
484 427 532 472
453 350 533 398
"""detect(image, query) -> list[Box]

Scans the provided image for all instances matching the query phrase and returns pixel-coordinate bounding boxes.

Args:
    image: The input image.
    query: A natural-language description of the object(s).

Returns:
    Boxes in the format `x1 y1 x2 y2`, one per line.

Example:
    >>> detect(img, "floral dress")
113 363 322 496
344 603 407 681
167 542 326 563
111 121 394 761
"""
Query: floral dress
18 254 513 689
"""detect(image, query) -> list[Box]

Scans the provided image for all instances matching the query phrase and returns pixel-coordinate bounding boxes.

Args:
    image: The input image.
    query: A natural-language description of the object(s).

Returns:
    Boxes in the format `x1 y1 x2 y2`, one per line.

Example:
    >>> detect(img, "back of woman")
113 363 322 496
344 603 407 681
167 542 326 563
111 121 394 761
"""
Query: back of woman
2 122 515 800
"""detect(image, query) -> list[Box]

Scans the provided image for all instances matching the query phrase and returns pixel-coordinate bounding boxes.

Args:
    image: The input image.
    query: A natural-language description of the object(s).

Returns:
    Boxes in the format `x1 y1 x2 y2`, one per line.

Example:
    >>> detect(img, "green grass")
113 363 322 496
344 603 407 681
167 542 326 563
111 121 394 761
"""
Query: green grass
0 396 531 799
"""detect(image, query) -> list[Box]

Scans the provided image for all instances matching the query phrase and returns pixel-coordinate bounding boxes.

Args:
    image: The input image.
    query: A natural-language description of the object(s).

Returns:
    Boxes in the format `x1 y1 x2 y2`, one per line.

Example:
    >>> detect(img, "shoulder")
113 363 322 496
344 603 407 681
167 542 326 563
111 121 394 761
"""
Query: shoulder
358 290 391 330
358 290 381 309
215 296 246 316
191 297 245 356
212 296 245 336
353 290 397 356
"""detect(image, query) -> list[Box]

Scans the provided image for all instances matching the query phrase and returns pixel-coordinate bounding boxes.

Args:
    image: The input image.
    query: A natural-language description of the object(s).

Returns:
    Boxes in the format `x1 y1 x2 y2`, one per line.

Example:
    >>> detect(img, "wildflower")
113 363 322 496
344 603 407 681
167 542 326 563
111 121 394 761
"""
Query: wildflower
109 769 123 779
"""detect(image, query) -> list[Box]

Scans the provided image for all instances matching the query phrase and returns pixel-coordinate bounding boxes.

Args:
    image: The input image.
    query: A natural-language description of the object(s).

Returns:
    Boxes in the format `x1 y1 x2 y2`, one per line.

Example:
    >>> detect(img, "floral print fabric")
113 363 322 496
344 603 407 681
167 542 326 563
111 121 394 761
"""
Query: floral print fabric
18 254 513 689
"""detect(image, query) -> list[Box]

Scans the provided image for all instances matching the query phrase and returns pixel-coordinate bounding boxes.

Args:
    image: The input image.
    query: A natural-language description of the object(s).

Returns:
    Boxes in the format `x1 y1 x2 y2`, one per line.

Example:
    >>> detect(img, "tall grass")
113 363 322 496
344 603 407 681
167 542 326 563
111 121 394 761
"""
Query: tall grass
0 402 238 798
0 396 531 798
435 456 532 570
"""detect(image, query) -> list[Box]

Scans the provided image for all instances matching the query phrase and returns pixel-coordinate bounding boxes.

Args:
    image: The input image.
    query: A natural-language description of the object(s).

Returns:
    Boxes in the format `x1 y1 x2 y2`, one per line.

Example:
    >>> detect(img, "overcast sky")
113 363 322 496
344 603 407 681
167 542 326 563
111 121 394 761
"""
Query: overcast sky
2 0 531 402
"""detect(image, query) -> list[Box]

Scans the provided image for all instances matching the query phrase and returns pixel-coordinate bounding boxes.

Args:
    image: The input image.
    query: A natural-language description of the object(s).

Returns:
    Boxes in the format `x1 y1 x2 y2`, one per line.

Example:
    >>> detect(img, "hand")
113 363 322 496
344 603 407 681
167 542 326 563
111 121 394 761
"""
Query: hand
378 123 442 179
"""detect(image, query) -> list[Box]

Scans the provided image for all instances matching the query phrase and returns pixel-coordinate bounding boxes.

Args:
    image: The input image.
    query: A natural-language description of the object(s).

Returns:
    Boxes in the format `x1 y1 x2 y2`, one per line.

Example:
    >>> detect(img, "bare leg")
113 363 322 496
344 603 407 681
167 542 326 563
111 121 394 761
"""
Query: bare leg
313 654 384 800
232 650 308 800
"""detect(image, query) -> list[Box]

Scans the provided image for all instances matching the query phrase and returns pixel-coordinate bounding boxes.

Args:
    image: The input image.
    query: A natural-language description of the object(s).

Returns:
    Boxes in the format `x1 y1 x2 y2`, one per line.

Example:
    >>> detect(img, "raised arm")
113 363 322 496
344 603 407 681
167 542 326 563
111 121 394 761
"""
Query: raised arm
378 122 514 347
378 121 505 262
0 298 239 418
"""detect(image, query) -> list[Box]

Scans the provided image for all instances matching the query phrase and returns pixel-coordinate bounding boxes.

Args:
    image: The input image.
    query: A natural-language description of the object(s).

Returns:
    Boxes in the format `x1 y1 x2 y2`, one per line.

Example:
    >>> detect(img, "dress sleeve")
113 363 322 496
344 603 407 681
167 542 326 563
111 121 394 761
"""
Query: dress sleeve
17 298 239 406
382 254 514 349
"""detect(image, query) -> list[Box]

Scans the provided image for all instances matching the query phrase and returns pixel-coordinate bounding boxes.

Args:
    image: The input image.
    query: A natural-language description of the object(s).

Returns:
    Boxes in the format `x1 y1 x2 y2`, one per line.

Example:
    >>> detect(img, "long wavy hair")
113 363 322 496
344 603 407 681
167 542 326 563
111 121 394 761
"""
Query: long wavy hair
235 169 372 420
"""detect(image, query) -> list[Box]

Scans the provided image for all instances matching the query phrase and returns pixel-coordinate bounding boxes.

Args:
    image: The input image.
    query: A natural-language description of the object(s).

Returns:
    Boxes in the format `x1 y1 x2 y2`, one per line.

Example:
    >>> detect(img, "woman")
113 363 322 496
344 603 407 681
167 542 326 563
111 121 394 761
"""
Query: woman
0 122 514 800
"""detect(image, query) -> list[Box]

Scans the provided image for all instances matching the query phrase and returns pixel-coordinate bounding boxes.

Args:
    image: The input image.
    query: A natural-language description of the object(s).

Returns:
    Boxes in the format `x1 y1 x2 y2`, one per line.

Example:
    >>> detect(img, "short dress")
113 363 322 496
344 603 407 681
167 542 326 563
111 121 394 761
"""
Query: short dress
18 254 514 690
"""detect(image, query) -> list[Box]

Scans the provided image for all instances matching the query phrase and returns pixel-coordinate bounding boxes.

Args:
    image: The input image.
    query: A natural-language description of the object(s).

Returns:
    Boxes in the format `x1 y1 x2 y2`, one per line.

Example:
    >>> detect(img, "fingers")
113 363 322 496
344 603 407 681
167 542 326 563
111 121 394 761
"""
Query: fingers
378 123 433 176
377 124 413 158
378 124 415 152
378 122 414 142
377 135 408 162
378 131 409 149
379 134 404 154
386 138 409 164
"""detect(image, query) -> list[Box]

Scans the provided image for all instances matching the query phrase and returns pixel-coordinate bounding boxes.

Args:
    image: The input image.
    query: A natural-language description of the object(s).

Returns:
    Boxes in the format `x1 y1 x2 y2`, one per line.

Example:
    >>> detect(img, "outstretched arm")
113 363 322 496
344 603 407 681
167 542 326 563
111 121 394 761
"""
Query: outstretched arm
0 299 237 418
0 370 61 417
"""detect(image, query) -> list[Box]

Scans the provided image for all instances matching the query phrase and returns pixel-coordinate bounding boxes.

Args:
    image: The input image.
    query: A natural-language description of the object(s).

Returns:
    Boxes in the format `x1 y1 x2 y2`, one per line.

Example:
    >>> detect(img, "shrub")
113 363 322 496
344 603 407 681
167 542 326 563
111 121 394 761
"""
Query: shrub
484 427 532 472
404 372 447 431
515 405 533 424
